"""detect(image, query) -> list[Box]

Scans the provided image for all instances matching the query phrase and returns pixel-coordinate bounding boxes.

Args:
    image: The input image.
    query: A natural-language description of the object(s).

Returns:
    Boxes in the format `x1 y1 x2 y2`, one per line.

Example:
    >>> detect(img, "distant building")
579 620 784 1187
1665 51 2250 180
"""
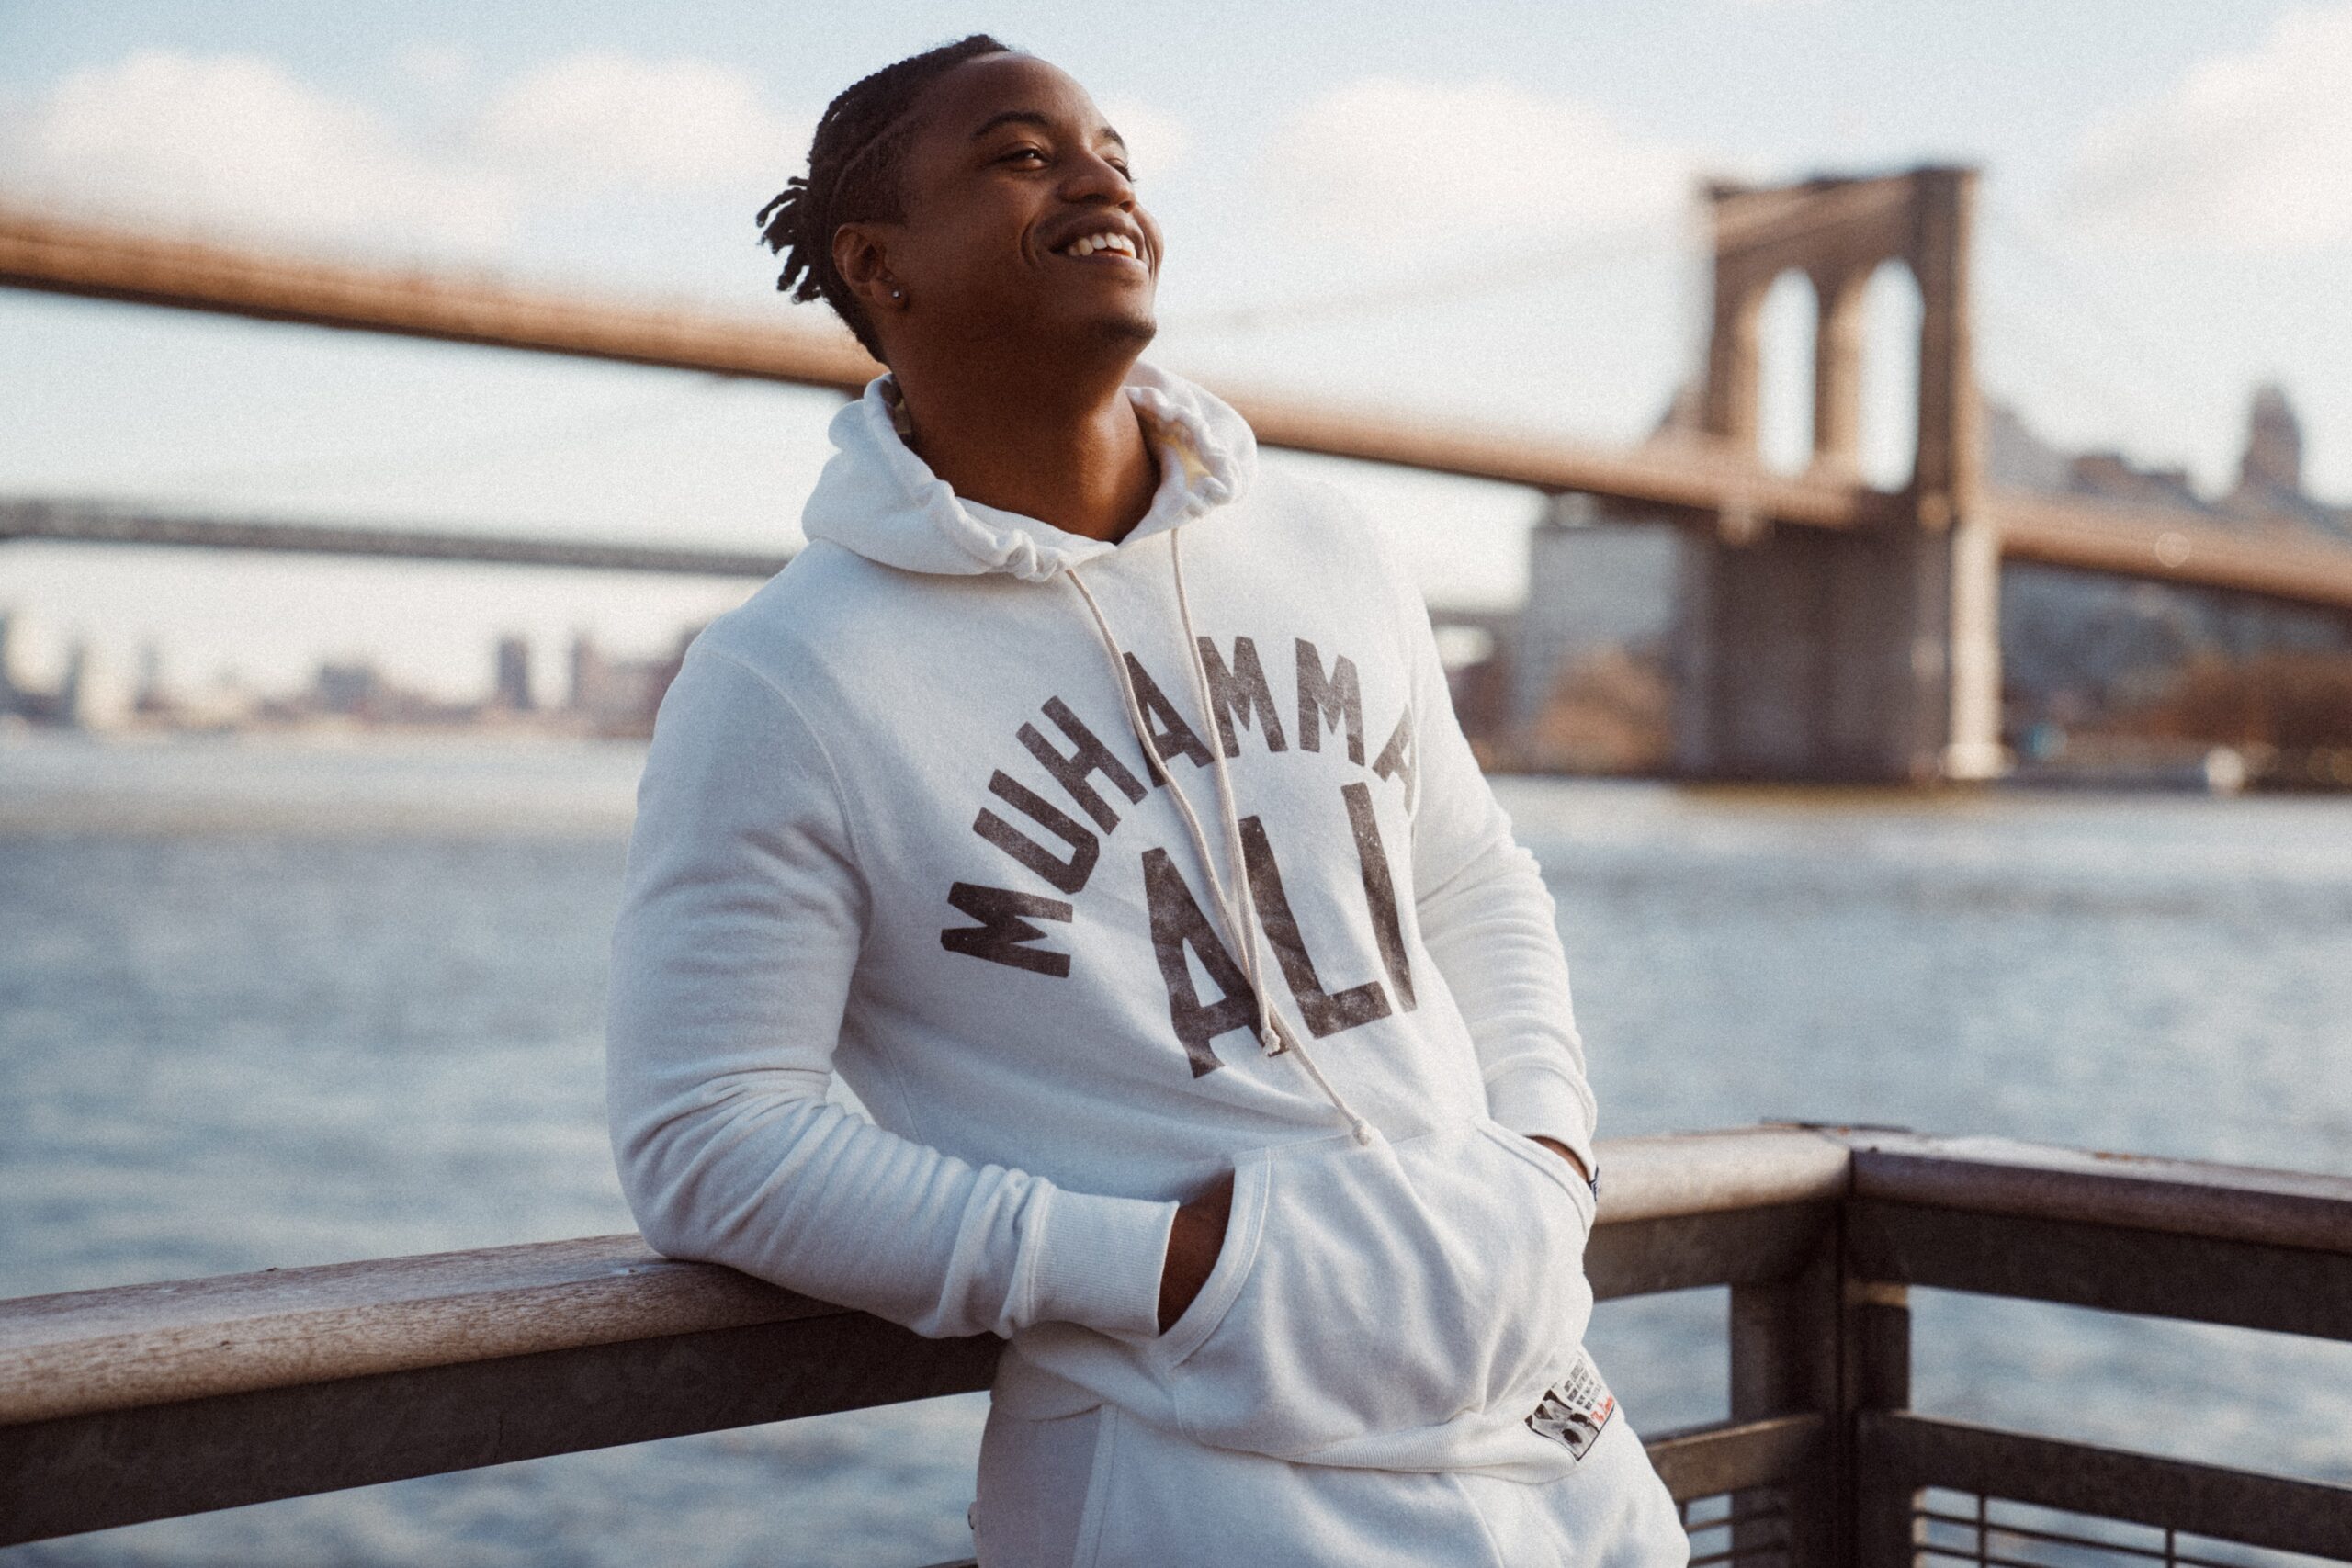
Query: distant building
2036 381 2348 540
0 620 130 729
1497 495 1680 772
0 609 63 723
58 638 130 730
2236 383 2302 501
494 636 534 713
566 627 697 737
1996 385 2352 741
133 639 170 716
304 658 475 726
0 611 21 720
569 633 605 715
2064 451 2204 513
2222 383 2349 541
313 660 383 716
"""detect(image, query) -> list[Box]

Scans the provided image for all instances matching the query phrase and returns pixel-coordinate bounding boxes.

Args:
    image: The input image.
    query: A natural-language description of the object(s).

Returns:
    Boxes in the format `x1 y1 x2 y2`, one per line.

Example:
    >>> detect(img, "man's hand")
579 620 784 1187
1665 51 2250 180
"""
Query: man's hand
1530 1135 1592 1186
1157 1168 1235 1333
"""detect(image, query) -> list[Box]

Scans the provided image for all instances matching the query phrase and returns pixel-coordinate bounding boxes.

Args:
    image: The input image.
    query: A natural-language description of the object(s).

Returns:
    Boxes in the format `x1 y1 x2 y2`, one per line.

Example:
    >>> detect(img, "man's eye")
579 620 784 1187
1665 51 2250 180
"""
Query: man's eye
1002 147 1046 164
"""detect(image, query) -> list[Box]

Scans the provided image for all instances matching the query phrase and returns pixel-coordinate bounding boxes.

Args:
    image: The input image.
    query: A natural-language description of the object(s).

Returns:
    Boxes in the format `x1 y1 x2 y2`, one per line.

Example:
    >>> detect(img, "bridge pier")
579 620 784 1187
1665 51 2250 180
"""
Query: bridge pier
1672 510 2003 783
1669 166 2004 784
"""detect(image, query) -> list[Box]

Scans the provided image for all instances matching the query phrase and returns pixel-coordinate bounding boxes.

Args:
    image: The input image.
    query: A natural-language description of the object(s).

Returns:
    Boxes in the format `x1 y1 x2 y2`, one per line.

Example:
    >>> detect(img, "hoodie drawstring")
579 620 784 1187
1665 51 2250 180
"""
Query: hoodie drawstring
1067 533 1376 1147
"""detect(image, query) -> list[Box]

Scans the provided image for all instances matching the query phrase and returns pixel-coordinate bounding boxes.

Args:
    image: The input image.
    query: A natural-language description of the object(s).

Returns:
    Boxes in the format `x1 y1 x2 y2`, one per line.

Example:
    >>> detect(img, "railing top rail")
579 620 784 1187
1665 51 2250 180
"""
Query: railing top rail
0 1235 826 1427
1838 1129 2352 1254
0 1127 1843 1429
11 1125 2352 1434
1583 1125 1849 1223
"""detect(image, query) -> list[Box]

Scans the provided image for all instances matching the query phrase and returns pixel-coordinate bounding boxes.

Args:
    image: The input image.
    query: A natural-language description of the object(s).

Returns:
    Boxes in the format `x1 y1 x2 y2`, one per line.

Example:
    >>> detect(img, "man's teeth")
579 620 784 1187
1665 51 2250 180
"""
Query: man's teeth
1067 233 1137 257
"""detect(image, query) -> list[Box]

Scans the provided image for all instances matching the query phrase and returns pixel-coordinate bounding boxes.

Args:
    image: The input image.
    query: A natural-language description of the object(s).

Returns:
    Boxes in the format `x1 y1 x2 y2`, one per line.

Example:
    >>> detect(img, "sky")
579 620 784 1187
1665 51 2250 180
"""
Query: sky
3 1 2348 703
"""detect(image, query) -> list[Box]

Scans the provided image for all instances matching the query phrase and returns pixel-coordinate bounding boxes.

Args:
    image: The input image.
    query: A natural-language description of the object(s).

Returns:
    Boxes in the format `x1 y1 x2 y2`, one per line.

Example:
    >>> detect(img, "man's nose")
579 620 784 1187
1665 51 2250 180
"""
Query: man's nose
1062 149 1136 206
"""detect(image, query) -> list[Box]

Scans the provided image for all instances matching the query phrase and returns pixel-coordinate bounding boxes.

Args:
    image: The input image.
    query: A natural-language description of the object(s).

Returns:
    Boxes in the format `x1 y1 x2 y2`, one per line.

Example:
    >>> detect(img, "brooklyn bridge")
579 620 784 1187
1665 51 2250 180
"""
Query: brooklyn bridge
5 167 2348 784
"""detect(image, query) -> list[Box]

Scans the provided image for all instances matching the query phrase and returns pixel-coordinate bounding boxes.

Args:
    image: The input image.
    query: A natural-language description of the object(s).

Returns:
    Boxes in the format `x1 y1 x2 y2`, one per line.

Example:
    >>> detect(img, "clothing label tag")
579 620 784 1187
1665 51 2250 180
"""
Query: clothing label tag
1525 1348 1616 1461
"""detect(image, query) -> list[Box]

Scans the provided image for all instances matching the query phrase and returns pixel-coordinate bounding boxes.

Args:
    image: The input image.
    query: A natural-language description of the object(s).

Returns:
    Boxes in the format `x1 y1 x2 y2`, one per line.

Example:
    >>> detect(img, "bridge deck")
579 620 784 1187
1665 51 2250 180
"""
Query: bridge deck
15 204 2349 611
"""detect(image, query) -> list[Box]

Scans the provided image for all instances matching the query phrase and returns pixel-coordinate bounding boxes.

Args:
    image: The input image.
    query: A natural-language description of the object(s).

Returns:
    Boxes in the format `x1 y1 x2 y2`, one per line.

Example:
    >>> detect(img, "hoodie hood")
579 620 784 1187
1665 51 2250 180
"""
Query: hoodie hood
801 360 1257 583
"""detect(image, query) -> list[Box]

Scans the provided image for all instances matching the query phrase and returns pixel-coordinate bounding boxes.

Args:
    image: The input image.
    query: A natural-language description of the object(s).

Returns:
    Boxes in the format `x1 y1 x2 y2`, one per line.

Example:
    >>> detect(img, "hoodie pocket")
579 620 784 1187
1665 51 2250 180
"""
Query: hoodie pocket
1151 1117 1595 1460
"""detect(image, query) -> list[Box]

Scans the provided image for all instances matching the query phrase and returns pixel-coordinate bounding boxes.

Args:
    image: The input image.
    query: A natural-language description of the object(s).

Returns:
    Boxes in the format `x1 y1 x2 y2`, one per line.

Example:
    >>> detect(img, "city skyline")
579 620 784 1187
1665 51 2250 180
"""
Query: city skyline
0 610 697 736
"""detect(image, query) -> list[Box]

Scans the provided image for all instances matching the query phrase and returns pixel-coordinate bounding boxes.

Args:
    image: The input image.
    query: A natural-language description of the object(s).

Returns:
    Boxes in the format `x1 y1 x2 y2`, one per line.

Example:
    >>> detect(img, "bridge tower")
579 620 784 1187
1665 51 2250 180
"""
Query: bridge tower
1673 166 2003 783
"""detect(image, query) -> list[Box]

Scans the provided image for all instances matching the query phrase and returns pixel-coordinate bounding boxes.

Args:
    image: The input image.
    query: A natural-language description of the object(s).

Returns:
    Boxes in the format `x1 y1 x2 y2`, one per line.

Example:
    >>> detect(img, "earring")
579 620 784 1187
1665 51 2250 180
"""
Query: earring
889 287 904 301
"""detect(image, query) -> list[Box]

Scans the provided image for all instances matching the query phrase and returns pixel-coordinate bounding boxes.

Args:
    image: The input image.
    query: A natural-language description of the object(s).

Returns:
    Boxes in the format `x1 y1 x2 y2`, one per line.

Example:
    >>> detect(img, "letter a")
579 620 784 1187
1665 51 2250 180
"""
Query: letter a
1142 848 1258 1077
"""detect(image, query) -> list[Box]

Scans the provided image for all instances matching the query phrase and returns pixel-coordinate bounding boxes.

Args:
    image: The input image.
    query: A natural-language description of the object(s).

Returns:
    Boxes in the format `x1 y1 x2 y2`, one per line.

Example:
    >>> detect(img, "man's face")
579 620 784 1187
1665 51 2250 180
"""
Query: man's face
876 53 1161 357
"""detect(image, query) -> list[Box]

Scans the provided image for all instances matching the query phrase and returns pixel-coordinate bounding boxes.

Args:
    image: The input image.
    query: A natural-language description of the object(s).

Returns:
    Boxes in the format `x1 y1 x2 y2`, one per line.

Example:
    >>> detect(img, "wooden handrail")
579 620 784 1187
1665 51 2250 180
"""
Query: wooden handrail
0 1126 1850 1429
1842 1128 2352 1254
10 1126 2352 1438
9 1126 2352 1551
0 1235 812 1428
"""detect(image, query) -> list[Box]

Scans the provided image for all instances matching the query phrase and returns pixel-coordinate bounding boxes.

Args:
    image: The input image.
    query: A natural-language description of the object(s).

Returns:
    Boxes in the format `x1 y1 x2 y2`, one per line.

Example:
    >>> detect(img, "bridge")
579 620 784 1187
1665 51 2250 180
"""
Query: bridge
6 182 2351 782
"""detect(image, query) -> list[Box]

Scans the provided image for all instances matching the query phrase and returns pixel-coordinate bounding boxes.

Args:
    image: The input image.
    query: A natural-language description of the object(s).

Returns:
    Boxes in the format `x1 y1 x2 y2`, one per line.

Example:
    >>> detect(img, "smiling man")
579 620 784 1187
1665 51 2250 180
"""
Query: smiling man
605 33 1686 1568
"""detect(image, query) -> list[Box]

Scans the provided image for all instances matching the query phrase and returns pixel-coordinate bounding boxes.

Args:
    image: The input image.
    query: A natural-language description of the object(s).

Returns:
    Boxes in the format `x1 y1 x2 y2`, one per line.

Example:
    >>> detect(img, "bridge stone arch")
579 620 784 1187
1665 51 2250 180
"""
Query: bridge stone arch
1856 260 1924 491
1675 166 2002 783
1703 169 1974 503
1753 267 1820 476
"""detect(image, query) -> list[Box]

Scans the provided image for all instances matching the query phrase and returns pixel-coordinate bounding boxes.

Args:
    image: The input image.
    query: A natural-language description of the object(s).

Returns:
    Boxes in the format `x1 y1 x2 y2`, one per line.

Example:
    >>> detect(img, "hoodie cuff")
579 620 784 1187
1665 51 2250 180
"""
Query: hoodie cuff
1485 1064 1599 1185
1029 1187 1181 1342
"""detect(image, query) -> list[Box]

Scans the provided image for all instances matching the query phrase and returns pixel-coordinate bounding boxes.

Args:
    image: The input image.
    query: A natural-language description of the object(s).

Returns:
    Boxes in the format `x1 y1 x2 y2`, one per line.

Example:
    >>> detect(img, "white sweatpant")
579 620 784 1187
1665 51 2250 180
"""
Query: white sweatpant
972 1394 1690 1568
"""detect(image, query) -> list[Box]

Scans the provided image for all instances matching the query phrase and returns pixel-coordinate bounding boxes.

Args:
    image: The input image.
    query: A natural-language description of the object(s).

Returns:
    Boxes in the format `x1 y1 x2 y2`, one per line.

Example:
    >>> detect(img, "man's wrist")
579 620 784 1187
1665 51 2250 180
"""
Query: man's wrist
1530 1134 1600 1200
1158 1170 1234 1333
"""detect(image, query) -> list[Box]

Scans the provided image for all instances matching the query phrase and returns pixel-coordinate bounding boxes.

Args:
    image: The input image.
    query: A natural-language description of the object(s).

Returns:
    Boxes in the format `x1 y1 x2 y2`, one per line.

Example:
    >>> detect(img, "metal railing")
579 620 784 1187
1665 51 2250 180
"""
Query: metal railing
4 1126 2349 1562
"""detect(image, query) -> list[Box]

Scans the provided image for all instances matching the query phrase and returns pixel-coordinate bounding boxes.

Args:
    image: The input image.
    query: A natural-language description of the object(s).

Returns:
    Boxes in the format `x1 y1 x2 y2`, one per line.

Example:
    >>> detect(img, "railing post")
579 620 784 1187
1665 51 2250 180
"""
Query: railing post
1729 1220 1842 1564
1846 1269 1914 1568
1727 1168 1915 1568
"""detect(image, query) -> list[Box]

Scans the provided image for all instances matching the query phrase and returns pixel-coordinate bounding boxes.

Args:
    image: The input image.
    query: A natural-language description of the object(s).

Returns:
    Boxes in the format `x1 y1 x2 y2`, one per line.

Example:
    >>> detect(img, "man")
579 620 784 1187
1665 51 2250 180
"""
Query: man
605 33 1686 1567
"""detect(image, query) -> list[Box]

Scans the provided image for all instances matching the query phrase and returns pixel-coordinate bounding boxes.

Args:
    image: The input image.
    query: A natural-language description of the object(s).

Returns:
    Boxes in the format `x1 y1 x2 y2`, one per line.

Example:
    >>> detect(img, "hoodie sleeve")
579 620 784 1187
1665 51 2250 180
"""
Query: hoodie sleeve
1375 541 1600 1179
605 641 1177 1344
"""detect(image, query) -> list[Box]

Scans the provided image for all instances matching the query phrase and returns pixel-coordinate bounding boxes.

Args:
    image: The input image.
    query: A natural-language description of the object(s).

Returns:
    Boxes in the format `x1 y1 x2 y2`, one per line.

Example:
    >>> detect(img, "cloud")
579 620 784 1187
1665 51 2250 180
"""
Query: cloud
2058 3 2352 254
393 42 474 91
477 54 809 195
0 51 515 250
1261 77 1692 248
0 49 812 257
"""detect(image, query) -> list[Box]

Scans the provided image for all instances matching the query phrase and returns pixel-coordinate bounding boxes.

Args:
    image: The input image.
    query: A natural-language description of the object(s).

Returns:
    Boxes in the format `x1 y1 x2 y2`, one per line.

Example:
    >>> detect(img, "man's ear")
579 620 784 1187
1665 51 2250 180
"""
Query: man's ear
833 223 908 318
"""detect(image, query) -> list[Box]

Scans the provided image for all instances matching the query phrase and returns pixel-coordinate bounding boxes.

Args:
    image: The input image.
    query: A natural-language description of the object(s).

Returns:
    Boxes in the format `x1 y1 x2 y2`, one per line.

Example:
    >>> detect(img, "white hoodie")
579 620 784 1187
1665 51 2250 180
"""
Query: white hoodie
605 362 1613 1484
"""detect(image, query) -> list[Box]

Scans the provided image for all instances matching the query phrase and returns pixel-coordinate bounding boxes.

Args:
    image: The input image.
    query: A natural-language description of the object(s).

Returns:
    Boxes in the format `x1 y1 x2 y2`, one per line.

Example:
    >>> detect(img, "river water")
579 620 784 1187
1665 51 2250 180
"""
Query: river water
5 731 2350 1565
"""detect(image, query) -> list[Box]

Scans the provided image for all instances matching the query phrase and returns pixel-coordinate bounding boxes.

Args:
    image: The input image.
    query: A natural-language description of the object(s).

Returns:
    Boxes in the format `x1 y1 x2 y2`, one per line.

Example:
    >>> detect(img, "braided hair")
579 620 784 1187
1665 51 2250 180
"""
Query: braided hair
757 34 1013 360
